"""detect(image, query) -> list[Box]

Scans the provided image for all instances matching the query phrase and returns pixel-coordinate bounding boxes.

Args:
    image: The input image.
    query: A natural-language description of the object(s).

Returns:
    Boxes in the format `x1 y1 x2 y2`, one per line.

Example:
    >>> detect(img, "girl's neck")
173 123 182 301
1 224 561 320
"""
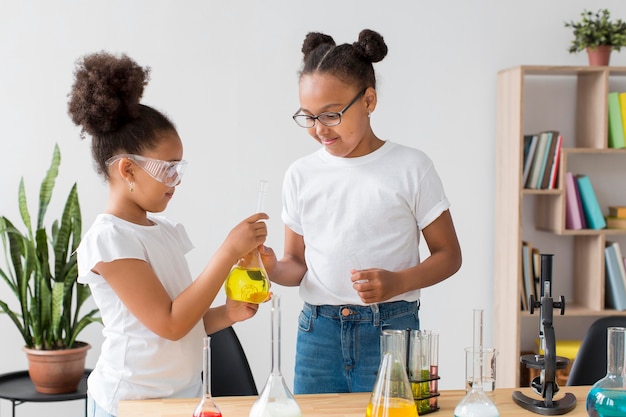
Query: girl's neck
106 204 153 226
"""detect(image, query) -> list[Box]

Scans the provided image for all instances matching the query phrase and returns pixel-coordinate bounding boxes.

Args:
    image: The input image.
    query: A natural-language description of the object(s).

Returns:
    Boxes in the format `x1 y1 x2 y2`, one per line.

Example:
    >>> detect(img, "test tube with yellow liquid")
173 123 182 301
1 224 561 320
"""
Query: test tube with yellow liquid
224 180 270 304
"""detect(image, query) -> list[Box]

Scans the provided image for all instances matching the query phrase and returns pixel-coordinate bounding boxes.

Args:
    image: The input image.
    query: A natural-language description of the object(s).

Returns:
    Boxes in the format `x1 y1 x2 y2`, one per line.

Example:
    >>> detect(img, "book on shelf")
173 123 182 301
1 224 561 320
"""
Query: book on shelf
605 241 626 311
541 132 563 190
525 132 550 189
534 131 553 189
532 247 541 298
608 92 626 149
576 174 607 230
619 92 626 148
606 216 626 229
565 172 586 230
522 131 562 190
609 206 626 218
521 242 536 310
520 261 528 311
539 131 559 189
547 134 562 189
522 134 538 186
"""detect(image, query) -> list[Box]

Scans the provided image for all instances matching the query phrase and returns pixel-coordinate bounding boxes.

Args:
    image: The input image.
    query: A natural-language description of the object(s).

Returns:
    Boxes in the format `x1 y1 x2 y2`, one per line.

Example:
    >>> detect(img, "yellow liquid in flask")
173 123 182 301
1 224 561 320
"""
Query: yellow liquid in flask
224 266 269 304
366 398 418 417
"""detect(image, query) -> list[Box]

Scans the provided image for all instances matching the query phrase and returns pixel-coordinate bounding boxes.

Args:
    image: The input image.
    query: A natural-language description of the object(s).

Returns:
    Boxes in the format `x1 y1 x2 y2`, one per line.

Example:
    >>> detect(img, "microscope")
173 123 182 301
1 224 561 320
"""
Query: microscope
512 254 577 415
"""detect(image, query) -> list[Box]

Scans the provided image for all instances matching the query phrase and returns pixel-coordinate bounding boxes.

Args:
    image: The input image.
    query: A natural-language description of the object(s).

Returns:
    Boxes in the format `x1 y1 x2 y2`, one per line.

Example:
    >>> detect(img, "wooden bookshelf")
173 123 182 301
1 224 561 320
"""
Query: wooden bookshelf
495 65 626 387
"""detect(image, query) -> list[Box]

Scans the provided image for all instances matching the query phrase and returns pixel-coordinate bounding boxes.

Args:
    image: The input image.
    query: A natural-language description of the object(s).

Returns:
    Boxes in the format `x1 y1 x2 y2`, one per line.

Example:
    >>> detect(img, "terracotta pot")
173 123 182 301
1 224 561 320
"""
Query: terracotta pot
587 45 612 66
22 342 90 394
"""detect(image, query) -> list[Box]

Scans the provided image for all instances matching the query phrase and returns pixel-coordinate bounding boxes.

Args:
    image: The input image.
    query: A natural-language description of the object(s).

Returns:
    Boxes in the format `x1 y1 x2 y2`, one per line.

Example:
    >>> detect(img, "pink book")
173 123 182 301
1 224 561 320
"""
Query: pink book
565 172 586 230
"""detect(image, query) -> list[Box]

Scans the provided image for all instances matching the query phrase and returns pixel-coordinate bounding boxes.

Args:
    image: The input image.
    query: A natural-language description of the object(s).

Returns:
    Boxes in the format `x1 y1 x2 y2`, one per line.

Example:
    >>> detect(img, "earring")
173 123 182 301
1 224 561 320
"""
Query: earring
129 181 134 193
368 111 372 118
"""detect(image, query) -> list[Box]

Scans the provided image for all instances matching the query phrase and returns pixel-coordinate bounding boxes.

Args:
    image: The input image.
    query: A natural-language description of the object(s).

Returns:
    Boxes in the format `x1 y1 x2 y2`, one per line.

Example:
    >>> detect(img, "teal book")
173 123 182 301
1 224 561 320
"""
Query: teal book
608 92 626 148
576 175 607 230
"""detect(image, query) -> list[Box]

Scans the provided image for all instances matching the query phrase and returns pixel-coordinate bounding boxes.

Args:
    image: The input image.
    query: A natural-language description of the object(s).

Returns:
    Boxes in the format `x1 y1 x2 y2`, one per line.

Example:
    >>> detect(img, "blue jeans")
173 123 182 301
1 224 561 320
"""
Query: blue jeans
87 394 116 417
294 300 420 394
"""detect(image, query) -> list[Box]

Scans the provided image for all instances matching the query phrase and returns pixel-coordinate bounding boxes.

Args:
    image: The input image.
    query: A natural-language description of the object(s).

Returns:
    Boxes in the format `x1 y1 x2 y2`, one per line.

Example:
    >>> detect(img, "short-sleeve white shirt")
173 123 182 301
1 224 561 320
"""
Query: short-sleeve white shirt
77 214 205 416
281 141 450 305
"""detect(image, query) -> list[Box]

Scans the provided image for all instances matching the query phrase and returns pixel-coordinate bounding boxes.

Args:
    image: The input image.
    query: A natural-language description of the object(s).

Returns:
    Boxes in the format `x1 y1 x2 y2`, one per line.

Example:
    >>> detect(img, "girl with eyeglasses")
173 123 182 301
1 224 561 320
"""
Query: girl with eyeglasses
261 29 462 394
68 52 267 417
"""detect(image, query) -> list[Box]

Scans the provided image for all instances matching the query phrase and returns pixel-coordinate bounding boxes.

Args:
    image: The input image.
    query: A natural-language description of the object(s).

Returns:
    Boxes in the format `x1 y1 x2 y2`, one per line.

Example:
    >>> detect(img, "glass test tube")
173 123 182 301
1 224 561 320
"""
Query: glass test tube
429 332 439 410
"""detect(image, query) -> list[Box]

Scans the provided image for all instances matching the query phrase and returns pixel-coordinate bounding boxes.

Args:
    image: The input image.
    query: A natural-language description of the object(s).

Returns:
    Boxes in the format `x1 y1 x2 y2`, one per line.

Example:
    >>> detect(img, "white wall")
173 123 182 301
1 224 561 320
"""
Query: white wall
2 1 625 415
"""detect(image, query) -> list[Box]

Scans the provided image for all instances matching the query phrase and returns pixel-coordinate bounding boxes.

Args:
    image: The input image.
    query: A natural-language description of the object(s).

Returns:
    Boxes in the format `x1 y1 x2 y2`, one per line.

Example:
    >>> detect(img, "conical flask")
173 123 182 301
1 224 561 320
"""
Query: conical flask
224 180 270 304
367 329 418 417
587 326 626 416
224 249 270 303
454 310 499 417
193 336 222 417
249 295 302 417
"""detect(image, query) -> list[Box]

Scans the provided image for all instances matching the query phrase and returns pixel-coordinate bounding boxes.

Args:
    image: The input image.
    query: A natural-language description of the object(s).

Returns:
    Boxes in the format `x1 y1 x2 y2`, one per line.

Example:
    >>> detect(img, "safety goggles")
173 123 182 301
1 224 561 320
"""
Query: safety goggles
105 154 187 187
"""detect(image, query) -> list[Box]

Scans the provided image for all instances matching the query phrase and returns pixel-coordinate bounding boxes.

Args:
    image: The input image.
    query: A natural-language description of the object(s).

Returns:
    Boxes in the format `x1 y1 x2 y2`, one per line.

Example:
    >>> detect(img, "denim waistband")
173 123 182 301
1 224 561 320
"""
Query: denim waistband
303 300 419 326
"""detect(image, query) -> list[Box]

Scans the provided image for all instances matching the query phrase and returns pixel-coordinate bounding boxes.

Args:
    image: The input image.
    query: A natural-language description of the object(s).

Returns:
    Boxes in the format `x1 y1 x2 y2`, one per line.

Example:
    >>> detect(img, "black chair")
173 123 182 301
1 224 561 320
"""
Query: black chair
566 315 626 386
209 326 258 396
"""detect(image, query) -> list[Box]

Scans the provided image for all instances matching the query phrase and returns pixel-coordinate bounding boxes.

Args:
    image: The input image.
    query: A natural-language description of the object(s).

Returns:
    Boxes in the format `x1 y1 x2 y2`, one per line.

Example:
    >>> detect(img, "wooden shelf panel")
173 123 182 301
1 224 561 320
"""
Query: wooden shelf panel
495 65 626 387
499 65 626 76
520 306 626 318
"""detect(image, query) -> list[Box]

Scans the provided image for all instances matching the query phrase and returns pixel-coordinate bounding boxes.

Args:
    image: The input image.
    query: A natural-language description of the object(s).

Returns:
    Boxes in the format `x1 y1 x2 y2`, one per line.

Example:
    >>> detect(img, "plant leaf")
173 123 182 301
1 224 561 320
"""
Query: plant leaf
37 144 60 230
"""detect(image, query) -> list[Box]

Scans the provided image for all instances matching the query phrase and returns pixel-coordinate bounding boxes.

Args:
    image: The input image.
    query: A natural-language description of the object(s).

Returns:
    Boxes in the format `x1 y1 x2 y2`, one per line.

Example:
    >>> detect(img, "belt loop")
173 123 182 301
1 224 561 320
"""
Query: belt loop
306 302 318 318
371 303 380 327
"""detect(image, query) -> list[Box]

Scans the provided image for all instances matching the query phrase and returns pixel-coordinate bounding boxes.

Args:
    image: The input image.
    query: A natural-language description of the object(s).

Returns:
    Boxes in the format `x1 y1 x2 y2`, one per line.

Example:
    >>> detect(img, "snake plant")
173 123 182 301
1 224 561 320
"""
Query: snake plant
0 144 100 350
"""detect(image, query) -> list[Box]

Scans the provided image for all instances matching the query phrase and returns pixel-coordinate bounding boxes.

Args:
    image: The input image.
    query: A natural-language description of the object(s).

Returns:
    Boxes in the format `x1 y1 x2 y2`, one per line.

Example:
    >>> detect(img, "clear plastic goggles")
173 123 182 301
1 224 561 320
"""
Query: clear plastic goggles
106 154 187 187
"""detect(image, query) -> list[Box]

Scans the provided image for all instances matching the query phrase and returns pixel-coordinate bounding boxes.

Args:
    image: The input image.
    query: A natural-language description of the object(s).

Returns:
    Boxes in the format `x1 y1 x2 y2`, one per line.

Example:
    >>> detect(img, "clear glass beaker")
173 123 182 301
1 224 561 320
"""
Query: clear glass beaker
249 295 302 417
453 310 500 417
193 336 222 417
587 326 626 416
367 329 417 417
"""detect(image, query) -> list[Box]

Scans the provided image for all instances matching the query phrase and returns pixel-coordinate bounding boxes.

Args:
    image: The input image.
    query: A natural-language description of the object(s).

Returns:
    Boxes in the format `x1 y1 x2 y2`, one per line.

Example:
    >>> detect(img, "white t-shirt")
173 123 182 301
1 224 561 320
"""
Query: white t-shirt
77 214 205 416
281 141 450 305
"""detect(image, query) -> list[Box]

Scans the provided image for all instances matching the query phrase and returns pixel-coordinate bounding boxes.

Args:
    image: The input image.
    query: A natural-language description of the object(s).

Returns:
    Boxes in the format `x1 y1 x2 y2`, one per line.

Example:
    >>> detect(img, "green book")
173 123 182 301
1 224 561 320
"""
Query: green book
608 92 626 148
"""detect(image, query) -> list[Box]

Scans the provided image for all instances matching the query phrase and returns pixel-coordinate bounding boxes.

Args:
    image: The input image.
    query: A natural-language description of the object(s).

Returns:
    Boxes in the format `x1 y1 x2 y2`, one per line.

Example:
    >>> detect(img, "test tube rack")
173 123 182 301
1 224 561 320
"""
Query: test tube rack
404 328 441 415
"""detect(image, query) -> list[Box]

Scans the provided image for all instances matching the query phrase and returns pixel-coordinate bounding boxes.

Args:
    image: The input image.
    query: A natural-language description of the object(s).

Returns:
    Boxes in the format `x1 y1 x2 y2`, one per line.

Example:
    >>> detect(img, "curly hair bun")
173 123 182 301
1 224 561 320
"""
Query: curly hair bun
67 51 150 137
301 32 336 58
352 29 388 63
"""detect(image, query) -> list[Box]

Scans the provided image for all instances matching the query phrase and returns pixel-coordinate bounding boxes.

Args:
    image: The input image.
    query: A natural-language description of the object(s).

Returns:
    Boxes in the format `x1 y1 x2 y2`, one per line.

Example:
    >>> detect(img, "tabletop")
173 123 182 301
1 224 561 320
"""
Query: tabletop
118 385 591 417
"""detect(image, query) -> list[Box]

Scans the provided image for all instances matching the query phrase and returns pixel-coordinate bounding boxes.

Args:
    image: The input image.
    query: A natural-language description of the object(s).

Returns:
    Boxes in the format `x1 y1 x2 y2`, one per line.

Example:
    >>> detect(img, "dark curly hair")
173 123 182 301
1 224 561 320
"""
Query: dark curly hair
299 29 388 90
67 51 176 179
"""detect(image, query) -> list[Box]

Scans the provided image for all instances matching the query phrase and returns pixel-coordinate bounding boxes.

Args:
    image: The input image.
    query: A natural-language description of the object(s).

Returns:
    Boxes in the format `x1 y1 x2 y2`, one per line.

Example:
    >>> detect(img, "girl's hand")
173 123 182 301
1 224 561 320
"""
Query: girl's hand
351 268 402 304
225 297 261 323
258 245 278 275
222 213 269 260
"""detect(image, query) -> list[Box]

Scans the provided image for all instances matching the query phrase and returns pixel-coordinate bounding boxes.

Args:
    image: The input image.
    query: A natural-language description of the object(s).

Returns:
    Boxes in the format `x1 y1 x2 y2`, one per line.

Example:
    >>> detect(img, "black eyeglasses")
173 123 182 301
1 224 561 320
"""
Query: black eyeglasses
292 88 366 128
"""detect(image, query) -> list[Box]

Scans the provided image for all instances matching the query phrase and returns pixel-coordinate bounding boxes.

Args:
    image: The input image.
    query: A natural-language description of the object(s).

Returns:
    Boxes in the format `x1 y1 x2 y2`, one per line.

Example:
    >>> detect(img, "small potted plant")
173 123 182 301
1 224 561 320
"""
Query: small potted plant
0 144 101 394
565 9 626 66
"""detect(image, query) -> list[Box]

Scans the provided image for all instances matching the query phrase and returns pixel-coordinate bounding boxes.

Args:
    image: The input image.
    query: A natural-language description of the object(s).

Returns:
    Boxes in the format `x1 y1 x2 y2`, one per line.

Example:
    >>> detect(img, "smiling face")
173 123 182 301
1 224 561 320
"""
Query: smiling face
297 74 381 158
